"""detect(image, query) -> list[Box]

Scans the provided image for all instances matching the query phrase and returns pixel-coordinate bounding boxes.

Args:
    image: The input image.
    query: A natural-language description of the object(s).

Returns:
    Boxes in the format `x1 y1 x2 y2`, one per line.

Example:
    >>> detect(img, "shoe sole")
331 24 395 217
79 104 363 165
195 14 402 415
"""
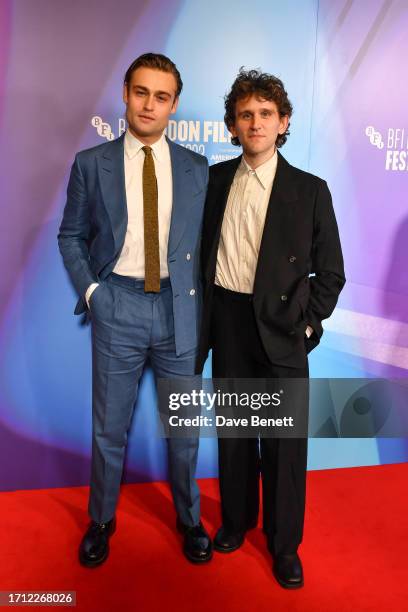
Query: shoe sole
183 548 213 564
213 539 244 553
273 568 304 589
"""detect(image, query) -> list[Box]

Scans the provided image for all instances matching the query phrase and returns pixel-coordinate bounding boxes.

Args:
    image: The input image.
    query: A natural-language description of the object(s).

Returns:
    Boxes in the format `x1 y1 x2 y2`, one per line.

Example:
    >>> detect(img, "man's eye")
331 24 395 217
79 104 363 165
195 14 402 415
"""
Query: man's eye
157 97 166 102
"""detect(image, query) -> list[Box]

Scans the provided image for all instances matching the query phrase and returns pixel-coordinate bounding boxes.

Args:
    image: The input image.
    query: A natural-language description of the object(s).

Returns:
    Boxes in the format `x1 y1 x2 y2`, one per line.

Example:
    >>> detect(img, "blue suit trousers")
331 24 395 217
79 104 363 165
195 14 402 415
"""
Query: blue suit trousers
88 272 200 526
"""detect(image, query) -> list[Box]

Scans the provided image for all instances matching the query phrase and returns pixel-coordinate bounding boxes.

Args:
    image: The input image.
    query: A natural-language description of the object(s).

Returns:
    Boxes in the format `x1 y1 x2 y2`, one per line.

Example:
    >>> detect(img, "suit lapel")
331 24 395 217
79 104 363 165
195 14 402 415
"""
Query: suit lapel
167 138 197 256
97 133 127 254
253 151 298 293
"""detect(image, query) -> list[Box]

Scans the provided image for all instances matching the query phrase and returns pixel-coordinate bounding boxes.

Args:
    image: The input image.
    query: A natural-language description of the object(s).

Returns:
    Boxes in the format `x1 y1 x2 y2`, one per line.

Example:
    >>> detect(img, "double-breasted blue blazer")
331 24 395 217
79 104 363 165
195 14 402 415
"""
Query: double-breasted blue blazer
58 132 208 356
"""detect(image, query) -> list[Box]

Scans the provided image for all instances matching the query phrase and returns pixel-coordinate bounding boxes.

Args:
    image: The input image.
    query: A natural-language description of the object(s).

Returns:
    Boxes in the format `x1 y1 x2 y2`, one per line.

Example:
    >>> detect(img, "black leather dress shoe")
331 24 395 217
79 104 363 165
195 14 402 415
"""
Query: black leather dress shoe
273 553 304 589
79 517 116 568
213 526 245 553
176 518 213 563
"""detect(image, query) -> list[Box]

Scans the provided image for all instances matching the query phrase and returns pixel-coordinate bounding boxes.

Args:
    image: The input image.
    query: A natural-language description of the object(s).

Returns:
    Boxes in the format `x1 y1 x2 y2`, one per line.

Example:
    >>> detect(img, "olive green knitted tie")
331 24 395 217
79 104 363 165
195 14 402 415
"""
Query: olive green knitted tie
142 146 160 292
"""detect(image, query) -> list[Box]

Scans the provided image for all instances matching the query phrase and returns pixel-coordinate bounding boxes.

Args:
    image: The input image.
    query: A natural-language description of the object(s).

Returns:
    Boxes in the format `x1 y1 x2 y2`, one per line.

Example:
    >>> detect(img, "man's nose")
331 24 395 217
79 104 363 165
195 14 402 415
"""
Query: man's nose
250 115 261 130
144 94 154 110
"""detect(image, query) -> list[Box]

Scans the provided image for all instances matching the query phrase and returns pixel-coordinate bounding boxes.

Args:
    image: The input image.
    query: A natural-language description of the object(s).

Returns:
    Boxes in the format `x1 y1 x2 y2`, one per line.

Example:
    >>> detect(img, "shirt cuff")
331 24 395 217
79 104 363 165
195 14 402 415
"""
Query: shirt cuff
305 325 314 338
85 283 99 308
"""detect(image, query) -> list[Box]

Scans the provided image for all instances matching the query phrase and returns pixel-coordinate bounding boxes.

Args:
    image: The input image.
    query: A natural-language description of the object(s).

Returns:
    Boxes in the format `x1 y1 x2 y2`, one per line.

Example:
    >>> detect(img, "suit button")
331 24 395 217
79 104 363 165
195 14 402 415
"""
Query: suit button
289 330 295 336
186 253 191 261
190 289 195 296
281 295 287 301
289 255 296 263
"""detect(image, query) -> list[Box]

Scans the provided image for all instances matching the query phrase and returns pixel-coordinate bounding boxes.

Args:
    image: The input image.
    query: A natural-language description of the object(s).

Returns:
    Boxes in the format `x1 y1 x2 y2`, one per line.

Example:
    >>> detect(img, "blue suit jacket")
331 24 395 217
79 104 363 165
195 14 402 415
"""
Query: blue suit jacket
58 133 208 356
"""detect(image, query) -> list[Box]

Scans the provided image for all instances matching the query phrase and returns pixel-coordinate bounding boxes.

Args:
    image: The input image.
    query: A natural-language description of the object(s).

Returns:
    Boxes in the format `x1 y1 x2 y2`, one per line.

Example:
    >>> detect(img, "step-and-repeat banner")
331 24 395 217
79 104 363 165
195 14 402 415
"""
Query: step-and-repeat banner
0 0 407 491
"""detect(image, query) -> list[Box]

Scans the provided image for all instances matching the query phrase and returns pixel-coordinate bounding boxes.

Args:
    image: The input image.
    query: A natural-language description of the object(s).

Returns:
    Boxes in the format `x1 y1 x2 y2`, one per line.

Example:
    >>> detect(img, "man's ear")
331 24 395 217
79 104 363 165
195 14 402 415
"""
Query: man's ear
279 114 289 134
228 123 237 138
170 95 179 115
123 84 129 104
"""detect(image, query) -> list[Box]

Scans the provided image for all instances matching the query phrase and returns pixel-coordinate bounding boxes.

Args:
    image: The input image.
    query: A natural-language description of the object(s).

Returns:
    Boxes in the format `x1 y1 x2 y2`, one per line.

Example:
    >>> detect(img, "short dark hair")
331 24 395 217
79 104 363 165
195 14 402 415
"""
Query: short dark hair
124 52 183 98
224 68 293 147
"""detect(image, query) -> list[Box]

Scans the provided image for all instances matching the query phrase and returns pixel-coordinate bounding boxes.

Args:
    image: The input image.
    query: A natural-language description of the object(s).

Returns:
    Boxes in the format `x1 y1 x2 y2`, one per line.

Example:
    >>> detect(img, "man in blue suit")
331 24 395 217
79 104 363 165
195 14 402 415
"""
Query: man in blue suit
58 53 212 567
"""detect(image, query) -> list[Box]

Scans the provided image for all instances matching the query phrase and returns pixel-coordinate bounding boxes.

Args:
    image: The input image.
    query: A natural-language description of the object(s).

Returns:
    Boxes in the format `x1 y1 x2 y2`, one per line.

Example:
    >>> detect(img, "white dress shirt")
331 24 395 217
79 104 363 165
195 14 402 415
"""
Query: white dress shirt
215 151 278 294
86 129 173 305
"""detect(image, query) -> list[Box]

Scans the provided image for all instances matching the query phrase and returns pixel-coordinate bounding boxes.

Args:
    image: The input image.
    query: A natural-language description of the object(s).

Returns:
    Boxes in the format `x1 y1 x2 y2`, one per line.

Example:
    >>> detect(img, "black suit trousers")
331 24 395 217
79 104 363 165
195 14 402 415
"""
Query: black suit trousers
211 285 309 557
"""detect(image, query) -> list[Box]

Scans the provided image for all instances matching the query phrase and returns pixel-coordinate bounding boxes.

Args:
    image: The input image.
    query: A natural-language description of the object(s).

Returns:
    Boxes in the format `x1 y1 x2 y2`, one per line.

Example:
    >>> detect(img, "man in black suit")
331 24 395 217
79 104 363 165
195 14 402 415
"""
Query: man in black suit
196 69 345 588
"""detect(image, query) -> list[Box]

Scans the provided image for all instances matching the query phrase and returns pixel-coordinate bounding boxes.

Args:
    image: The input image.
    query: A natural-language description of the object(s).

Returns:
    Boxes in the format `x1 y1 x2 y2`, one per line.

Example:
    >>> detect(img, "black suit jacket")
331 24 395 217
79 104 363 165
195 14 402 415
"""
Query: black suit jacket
196 151 346 372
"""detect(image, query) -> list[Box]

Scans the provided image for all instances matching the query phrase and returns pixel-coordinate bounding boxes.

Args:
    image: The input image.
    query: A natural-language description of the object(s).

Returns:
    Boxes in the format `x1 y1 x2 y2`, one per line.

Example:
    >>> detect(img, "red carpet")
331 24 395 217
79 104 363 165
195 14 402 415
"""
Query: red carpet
2 463 408 611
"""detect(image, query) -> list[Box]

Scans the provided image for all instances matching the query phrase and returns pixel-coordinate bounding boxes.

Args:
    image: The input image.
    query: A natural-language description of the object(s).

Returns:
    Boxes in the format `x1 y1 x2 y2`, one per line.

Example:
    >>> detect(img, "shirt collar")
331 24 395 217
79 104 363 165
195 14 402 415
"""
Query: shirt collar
240 149 278 189
124 129 167 162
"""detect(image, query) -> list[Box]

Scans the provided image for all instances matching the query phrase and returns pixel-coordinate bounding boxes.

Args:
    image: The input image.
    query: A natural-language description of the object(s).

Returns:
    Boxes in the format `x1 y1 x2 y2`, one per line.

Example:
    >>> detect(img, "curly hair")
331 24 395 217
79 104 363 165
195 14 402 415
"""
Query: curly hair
224 68 293 148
